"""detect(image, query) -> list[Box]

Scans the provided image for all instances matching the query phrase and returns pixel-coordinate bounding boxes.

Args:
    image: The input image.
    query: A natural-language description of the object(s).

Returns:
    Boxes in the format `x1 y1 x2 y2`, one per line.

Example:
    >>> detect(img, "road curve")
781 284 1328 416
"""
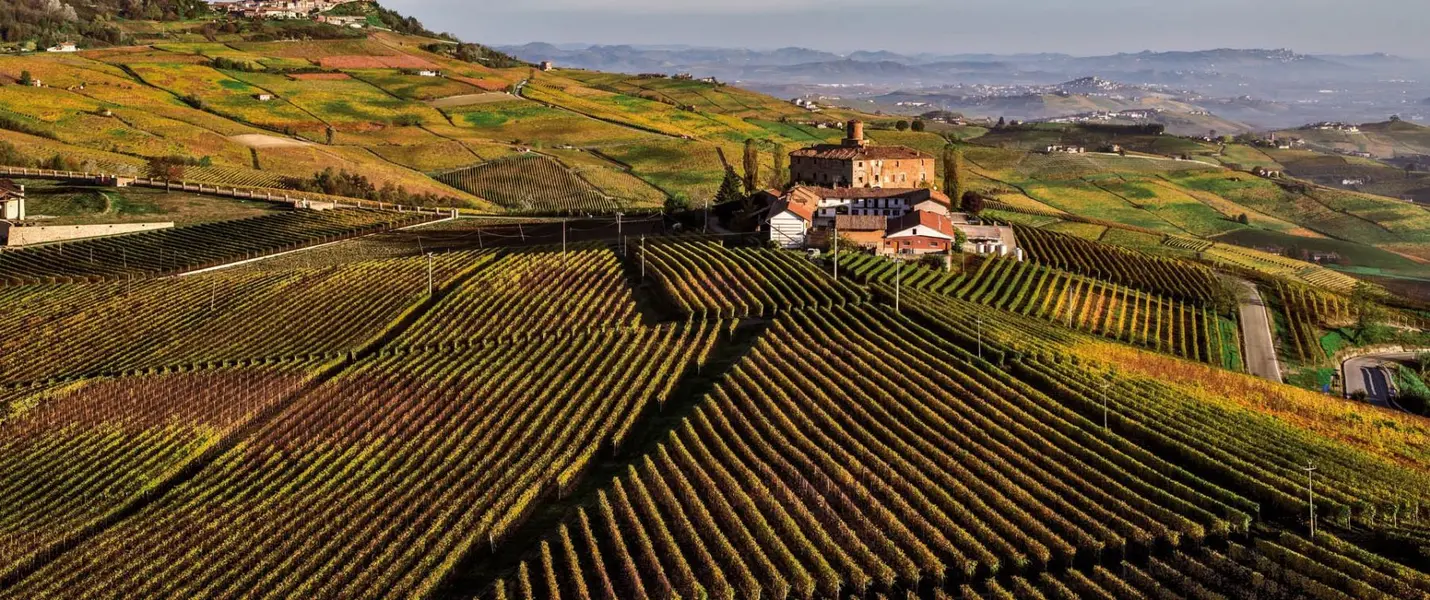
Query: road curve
1343 352 1421 409
1236 279 1283 383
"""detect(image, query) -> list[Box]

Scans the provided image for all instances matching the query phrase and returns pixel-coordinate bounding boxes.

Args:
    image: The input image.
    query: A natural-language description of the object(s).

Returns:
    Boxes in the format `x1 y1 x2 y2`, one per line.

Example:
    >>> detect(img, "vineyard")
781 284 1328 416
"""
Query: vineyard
399 246 641 346
640 241 869 318
840 253 1233 367
0 209 436 286
2 323 723 599
482 302 1430 598
1274 281 1354 364
0 252 486 384
437 156 619 215
0 362 322 578
1013 224 1222 304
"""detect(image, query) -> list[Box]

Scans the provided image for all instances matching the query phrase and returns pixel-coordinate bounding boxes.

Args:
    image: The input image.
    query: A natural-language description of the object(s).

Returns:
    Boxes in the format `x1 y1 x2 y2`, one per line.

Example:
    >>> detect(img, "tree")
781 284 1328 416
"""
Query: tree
995 117 1006 129
326 126 335 145
0 141 30 167
961 191 985 215
911 120 926 132
742 138 760 194
1236 213 1250 225
942 146 967 206
768 145 787 190
895 120 910 132
664 193 690 214
716 166 744 206
17 71 32 86
953 228 968 253
147 156 186 180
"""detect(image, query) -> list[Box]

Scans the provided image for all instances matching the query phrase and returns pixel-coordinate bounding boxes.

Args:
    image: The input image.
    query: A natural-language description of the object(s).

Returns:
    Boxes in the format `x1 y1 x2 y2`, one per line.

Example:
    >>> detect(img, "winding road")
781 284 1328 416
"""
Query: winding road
1236 279 1283 382
1342 352 1420 409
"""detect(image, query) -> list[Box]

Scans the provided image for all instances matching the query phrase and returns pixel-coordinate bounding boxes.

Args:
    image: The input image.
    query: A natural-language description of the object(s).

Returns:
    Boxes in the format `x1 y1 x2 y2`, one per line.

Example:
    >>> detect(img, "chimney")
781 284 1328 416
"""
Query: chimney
844 120 866 147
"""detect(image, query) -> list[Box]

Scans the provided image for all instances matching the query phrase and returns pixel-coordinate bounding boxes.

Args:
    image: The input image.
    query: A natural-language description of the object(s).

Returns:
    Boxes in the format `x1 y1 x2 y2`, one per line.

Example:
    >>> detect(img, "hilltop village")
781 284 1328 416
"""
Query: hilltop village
763 120 1019 258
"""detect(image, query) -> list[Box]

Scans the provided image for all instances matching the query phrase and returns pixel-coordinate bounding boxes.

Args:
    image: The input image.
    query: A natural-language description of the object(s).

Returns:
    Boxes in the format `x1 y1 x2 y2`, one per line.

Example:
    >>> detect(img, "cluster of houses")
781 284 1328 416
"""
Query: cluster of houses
211 0 363 22
763 120 1019 259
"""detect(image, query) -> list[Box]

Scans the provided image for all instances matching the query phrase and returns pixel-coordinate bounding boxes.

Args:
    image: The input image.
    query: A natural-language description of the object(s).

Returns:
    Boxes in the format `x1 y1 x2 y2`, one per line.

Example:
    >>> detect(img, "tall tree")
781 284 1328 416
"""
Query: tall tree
742 139 760 194
769 145 787 190
942 146 967 205
716 166 744 206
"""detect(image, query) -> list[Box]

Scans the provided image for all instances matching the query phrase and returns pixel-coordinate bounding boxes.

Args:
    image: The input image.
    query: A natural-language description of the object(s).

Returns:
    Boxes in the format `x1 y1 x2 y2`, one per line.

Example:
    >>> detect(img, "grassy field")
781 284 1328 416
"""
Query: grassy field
16 180 285 225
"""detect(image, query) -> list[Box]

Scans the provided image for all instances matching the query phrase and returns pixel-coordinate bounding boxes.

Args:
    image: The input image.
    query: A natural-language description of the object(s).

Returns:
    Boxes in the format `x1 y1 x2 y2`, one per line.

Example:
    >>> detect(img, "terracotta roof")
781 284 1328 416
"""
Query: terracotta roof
887 211 956 238
790 144 932 161
768 191 815 221
0 179 21 199
835 215 887 231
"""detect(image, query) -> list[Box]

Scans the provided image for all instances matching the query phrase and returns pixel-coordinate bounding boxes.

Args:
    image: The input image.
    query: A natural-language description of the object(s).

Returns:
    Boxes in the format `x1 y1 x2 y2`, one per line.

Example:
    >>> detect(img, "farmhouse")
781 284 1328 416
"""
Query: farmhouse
789 120 934 188
417 70 441 77
807 214 889 250
254 93 275 101
1 180 25 221
1045 145 1086 154
884 211 958 255
46 42 78 53
540 61 554 72
317 14 365 27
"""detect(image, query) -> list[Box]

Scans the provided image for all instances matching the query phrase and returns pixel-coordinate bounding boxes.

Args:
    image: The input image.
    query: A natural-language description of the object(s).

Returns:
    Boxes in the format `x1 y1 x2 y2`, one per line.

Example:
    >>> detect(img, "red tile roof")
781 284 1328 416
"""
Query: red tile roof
835 215 887 231
887 211 956 238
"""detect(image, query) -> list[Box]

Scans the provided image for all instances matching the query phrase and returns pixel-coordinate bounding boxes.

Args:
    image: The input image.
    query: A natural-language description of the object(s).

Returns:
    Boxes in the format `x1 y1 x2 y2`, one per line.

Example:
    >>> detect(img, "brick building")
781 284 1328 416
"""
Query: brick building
790 120 935 188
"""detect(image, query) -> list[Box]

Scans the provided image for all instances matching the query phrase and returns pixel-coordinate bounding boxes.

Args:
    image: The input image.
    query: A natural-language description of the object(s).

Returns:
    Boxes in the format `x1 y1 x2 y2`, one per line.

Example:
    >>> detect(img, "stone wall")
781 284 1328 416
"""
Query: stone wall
2 221 174 247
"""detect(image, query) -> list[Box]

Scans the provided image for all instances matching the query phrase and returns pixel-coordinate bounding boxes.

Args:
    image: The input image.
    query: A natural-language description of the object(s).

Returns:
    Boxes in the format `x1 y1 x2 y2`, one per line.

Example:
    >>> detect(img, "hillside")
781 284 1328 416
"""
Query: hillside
3 7 1430 599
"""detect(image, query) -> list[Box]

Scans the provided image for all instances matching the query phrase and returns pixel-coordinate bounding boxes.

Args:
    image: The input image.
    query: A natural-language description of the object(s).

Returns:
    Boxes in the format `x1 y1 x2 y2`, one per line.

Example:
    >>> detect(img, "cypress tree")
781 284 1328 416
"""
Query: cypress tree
943 146 967 205
742 139 760 194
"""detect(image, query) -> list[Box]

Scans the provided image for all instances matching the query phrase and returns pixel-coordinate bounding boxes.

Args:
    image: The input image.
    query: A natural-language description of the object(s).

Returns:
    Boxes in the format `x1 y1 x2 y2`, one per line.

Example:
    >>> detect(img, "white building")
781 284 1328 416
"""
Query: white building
46 42 78 53
417 70 440 77
1 180 25 221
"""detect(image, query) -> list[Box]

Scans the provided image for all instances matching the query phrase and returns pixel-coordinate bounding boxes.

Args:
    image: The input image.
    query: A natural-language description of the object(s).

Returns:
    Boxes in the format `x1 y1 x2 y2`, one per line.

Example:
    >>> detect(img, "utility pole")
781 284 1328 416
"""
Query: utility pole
562 220 567 256
833 216 839 280
1101 380 1110 429
704 198 709 234
895 258 902 312
1304 464 1318 538
617 212 623 240
976 317 983 360
210 280 216 312
640 235 646 280
426 252 434 296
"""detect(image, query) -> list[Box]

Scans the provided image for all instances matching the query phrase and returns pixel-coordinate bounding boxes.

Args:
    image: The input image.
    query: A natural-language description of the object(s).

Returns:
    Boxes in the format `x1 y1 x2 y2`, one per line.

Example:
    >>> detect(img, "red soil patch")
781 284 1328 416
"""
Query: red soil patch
289 72 352 81
318 54 438 69
449 75 510 92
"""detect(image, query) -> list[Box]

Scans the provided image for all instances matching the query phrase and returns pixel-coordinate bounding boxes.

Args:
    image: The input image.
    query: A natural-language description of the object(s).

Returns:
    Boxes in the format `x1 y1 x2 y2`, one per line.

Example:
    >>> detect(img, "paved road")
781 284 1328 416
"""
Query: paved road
1236 279 1283 382
1343 352 1418 408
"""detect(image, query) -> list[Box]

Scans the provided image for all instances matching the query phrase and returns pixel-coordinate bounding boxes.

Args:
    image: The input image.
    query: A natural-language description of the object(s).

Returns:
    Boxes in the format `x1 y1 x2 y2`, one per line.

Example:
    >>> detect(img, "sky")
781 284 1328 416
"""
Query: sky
384 0 1430 57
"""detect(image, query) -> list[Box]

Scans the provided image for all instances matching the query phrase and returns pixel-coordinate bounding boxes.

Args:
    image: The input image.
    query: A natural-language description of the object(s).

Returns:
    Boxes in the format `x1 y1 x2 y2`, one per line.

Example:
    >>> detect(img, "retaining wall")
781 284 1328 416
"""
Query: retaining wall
2 222 174 247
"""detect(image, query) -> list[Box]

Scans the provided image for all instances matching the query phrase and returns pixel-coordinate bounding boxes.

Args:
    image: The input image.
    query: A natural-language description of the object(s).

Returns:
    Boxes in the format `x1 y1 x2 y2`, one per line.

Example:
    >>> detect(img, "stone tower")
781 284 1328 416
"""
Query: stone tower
843 120 867 148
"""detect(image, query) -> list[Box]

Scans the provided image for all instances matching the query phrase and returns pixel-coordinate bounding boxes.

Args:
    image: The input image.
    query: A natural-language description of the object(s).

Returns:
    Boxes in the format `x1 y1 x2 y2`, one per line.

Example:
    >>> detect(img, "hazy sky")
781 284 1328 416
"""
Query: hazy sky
385 0 1430 57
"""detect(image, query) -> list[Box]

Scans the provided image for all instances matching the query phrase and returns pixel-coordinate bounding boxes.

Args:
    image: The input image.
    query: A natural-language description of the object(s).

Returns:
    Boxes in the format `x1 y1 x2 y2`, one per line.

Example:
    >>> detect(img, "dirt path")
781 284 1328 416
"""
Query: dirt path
1236 278 1283 382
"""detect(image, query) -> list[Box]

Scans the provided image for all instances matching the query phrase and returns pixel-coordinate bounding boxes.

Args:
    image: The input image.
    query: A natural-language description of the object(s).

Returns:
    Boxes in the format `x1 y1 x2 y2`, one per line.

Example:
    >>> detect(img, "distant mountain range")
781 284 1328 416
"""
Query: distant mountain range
500 44 1430 130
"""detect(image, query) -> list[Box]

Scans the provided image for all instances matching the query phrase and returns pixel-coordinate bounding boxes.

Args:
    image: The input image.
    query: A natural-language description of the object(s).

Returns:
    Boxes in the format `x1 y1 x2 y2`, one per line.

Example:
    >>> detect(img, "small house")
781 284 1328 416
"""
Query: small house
884 211 958 255
1 180 26 221
254 93 274 101
417 70 440 77
539 61 554 72
46 42 78 53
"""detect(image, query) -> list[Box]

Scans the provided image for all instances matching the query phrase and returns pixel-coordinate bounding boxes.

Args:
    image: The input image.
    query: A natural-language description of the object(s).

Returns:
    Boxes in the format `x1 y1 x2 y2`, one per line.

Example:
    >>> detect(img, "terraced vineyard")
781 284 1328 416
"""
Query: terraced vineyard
437 156 618 215
0 209 436 286
3 324 722 599
0 252 487 383
640 241 869 318
1274 281 1353 364
841 253 1232 367
1013 224 1221 304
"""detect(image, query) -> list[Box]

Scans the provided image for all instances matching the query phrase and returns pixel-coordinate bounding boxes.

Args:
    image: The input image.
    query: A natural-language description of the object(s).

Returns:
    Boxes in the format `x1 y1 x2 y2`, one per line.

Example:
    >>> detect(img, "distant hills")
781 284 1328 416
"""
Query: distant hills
502 44 1430 130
